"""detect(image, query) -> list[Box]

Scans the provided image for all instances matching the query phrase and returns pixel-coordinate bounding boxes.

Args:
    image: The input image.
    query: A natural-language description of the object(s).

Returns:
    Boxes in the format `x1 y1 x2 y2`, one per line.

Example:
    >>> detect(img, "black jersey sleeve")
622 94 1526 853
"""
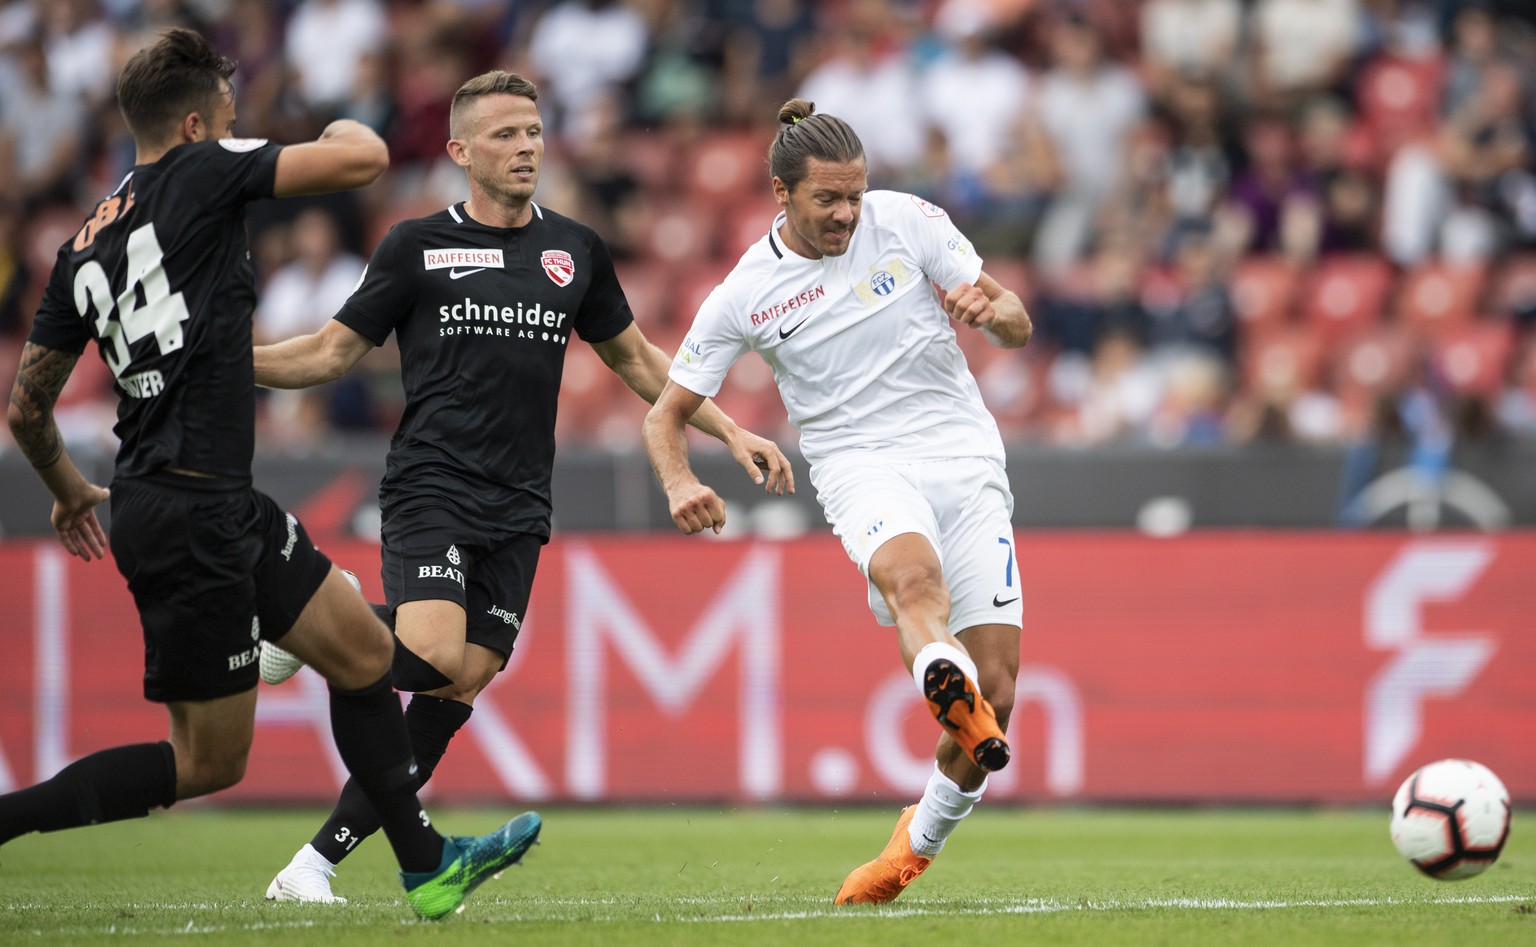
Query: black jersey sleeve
334 224 414 345
573 232 633 345
181 139 282 212
26 248 92 355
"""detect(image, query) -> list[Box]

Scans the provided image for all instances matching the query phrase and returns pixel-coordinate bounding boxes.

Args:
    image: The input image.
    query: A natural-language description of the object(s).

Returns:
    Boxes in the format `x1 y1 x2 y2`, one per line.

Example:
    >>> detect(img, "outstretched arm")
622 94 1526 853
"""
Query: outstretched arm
254 319 376 389
273 119 389 197
943 270 1033 349
6 343 110 560
593 323 793 495
642 380 733 535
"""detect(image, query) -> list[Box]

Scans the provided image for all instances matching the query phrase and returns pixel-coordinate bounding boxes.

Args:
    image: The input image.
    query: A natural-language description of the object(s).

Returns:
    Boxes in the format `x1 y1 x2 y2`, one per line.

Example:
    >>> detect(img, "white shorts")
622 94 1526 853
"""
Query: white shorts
811 454 1023 634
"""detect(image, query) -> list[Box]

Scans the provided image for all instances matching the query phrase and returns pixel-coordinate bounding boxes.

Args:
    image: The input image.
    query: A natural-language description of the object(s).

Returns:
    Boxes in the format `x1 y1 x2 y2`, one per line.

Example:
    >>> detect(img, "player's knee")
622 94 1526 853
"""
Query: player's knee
391 635 458 693
346 619 395 680
429 657 498 703
883 564 948 616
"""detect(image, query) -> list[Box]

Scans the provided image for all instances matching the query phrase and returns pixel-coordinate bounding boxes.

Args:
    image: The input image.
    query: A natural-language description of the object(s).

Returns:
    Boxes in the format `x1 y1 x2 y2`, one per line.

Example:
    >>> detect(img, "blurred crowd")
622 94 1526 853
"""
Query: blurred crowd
1 0 1535 460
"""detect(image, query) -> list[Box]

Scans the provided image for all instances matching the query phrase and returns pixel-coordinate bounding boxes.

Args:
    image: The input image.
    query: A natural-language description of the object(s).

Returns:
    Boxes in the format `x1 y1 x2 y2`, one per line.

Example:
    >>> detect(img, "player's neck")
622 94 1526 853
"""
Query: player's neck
463 197 532 230
777 221 823 260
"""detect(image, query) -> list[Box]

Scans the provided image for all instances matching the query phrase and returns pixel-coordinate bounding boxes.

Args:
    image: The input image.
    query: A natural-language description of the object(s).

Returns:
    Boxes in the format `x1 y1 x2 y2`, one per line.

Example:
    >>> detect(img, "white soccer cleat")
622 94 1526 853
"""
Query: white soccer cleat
258 638 304 685
265 844 347 904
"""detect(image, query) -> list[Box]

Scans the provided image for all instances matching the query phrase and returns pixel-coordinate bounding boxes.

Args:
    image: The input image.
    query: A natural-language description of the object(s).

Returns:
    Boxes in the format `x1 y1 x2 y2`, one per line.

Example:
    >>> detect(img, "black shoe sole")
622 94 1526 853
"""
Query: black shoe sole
923 658 1011 772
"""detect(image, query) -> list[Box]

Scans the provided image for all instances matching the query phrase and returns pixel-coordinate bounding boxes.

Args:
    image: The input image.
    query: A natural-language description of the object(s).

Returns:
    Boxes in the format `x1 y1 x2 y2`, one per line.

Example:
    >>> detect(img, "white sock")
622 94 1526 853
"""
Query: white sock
911 641 979 695
908 765 987 857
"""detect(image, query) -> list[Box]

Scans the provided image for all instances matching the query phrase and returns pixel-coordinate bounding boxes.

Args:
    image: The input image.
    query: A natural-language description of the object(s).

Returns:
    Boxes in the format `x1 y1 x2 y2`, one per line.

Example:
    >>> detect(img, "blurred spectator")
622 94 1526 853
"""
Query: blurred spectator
1496 332 1536 435
0 33 86 211
1037 234 1148 357
389 30 470 171
40 0 117 109
340 49 396 139
527 0 649 137
633 0 723 125
1215 113 1321 263
796 2 925 184
1358 0 1442 59
917 0 1031 219
254 208 366 346
1152 73 1239 257
1144 229 1239 362
1440 0 1527 119
254 208 369 445
1138 0 1241 102
284 0 389 120
1381 59 1536 264
1048 326 1163 445
0 196 30 338
1148 349 1231 446
1026 8 1146 273
716 0 816 125
567 92 650 260
1296 96 1381 255
1246 0 1362 113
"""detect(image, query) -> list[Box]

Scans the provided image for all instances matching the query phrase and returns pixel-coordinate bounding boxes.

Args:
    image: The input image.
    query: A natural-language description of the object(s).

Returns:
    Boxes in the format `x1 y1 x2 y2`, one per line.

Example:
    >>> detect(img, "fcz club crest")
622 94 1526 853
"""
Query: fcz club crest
541 249 575 287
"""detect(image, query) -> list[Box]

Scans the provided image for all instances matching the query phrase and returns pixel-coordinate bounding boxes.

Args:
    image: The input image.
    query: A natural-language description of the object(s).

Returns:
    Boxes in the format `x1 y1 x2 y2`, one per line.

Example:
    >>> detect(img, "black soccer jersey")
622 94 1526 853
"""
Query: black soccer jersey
337 201 632 540
28 139 282 483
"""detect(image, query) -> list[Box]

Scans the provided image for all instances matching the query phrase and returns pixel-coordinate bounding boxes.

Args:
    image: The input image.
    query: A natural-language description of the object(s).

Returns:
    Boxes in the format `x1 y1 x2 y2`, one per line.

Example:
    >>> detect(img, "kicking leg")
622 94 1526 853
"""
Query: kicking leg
0 690 256 845
869 534 1009 772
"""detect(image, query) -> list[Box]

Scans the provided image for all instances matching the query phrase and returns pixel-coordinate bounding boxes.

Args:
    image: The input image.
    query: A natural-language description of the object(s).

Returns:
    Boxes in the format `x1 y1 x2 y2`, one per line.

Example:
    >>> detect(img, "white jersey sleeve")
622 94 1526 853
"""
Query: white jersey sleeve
889 193 984 293
667 281 748 399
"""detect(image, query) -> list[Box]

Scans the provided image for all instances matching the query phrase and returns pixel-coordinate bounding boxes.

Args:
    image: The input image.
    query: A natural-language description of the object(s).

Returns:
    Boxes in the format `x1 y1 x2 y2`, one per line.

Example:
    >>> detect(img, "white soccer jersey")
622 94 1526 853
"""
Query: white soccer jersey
669 190 1004 467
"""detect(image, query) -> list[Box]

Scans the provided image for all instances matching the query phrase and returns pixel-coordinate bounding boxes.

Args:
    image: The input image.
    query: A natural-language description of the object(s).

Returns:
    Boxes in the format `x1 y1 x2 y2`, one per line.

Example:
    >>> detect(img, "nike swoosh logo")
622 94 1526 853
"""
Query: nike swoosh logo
449 267 486 279
778 315 812 340
992 595 1019 607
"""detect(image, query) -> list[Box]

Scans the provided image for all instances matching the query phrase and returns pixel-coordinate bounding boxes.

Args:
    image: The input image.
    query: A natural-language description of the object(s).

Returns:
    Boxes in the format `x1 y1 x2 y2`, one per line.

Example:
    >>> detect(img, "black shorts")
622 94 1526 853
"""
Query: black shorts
109 474 331 703
379 506 541 665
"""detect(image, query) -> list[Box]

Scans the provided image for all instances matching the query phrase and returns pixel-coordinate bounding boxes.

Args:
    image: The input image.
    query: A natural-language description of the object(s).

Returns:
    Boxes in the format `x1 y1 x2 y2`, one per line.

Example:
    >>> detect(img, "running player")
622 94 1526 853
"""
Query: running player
642 98 1033 904
251 70 791 902
0 29 537 921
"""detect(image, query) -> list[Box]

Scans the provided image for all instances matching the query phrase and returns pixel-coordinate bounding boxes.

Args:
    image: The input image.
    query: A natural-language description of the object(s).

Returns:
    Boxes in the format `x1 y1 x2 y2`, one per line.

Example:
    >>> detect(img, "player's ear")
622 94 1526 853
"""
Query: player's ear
772 176 790 207
181 110 205 143
445 138 471 168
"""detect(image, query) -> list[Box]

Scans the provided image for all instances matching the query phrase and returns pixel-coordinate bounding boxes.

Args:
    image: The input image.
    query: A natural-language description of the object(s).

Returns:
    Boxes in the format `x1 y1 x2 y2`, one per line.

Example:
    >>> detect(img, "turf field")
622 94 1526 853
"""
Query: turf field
1 806 1528 945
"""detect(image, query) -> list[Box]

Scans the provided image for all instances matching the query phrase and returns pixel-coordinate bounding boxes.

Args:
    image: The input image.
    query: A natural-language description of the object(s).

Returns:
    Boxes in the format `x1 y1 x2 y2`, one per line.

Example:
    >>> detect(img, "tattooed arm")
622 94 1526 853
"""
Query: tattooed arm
7 342 110 560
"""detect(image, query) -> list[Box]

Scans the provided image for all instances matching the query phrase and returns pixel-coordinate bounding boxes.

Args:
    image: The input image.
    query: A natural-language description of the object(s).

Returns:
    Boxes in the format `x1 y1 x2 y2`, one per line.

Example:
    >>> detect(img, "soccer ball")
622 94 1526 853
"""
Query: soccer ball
1390 759 1511 880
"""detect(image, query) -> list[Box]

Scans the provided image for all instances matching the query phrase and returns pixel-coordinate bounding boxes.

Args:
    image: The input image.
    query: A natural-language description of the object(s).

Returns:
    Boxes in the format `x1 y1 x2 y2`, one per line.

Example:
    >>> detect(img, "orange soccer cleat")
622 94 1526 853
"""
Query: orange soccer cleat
923 657 1010 771
834 805 932 905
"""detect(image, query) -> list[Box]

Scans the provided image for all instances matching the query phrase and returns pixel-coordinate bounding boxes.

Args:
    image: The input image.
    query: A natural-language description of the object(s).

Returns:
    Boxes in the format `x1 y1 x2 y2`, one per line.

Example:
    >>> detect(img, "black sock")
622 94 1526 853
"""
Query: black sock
310 694 474 864
0 742 175 845
327 673 443 872
390 637 454 692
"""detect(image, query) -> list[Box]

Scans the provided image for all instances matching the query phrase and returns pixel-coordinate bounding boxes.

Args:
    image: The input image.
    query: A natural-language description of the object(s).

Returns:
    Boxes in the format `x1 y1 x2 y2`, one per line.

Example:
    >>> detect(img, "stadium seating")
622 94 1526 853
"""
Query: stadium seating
1301 254 1397 344
1433 322 1516 397
1229 255 1301 338
1396 259 1487 341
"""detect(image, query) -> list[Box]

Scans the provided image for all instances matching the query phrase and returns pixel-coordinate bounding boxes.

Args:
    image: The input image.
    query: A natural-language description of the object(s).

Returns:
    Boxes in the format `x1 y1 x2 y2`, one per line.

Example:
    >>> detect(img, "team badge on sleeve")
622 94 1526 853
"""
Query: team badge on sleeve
910 195 948 218
541 250 575 287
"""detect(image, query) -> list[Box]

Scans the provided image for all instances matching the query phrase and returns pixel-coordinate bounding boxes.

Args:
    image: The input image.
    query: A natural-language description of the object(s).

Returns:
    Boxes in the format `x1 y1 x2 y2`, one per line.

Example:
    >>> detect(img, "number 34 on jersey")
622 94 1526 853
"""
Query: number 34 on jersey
71 199 190 399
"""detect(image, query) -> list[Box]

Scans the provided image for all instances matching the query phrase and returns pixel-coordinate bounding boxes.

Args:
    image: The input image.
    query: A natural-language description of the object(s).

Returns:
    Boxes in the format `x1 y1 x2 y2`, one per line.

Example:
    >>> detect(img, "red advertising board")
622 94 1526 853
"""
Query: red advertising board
0 533 1530 805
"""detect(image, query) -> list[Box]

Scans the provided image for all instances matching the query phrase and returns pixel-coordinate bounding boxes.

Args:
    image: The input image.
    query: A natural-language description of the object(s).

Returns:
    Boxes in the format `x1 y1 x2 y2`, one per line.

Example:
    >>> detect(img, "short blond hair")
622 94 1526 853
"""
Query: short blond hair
449 71 539 140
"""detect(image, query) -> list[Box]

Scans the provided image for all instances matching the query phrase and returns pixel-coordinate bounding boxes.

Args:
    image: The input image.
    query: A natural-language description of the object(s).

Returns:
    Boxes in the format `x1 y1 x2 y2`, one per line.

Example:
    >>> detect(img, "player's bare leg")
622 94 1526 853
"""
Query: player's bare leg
838 539 1014 904
870 534 1009 770
165 691 258 798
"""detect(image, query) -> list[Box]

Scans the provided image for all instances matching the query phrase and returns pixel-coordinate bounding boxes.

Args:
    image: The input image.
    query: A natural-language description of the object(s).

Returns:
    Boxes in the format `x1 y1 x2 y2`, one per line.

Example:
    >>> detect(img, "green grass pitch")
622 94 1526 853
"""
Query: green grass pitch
2 806 1529 945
